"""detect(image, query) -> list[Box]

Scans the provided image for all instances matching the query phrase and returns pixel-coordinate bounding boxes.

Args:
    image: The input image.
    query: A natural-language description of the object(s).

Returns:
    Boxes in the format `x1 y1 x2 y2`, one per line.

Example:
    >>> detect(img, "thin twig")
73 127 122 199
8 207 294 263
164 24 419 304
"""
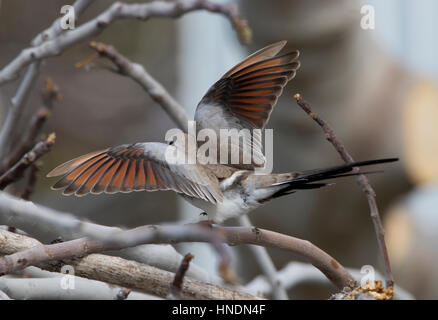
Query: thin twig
0 63 40 158
293 93 394 288
19 164 39 200
218 226 356 290
0 224 354 290
87 41 189 131
0 134 56 190
0 109 49 175
40 77 62 108
0 203 233 283
0 78 61 176
170 253 194 299
0 273 160 300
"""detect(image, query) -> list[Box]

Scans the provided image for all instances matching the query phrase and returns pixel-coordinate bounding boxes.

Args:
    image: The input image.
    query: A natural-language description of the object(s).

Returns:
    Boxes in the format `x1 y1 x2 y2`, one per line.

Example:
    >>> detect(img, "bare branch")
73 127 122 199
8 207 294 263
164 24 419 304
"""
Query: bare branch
0 134 56 190
0 229 259 300
169 253 194 299
0 0 250 86
93 223 237 283
0 223 233 283
0 192 218 284
238 215 288 299
245 261 328 297
293 93 394 288
217 226 356 290
0 78 61 176
19 164 39 200
2 265 155 300
0 192 356 290
40 77 62 109
88 41 189 131
21 266 65 278
0 277 160 300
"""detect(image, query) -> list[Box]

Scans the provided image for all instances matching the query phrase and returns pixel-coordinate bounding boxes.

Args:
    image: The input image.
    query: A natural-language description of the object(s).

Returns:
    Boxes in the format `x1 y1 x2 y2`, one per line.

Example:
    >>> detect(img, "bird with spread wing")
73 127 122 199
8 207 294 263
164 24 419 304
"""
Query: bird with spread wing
47 41 397 223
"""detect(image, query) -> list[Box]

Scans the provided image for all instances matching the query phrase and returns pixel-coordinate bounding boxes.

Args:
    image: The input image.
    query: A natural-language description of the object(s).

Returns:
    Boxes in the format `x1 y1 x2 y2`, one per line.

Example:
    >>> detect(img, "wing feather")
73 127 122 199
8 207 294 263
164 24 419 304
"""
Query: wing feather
47 142 222 203
221 40 287 78
194 41 300 169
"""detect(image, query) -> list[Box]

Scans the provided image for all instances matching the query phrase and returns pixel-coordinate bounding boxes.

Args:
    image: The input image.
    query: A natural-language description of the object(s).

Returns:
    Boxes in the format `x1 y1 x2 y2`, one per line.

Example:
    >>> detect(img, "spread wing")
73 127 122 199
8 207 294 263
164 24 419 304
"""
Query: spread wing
195 41 299 130
194 41 300 169
46 142 222 203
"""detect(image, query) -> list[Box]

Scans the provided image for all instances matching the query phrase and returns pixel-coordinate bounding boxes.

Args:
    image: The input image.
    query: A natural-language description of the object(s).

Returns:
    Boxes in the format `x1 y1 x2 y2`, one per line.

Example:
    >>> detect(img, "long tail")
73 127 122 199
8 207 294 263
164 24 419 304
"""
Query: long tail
269 157 398 199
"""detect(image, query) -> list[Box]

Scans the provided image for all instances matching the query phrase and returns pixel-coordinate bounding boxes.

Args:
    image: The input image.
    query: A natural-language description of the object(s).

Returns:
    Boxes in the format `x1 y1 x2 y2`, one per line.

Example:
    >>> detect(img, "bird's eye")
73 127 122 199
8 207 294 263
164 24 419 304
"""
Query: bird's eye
168 140 174 145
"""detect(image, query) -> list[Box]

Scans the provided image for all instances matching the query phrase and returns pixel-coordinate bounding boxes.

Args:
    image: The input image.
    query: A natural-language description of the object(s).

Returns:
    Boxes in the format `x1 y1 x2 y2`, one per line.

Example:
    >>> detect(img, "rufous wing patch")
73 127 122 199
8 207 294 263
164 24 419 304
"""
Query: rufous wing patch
201 48 300 129
48 143 223 203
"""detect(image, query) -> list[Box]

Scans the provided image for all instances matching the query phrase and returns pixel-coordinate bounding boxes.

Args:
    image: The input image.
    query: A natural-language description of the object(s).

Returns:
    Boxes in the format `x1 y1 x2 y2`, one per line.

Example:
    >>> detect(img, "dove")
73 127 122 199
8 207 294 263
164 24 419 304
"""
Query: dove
47 41 397 223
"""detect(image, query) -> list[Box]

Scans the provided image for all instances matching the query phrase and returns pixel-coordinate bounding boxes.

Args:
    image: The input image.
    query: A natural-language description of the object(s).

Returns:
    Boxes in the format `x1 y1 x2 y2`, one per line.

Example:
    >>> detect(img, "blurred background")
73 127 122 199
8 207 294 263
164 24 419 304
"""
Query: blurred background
1 0 438 299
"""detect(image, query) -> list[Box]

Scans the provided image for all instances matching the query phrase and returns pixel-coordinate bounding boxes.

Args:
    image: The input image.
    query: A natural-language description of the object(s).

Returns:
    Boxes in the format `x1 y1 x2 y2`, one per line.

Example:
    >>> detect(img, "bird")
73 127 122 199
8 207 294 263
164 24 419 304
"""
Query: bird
47 41 398 223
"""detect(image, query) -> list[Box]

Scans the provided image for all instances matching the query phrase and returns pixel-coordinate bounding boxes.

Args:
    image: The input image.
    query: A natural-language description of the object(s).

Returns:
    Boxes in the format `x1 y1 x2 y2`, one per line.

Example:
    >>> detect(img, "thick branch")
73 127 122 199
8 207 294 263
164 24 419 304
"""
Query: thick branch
293 94 394 288
0 0 249 85
0 276 158 300
0 109 49 175
0 192 217 284
0 192 356 290
0 230 259 300
0 223 233 283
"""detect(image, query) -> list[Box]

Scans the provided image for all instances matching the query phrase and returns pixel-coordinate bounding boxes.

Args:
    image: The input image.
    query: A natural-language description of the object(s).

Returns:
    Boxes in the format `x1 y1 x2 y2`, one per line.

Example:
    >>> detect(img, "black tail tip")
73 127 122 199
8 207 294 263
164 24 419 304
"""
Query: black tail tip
380 157 399 163
351 157 399 167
